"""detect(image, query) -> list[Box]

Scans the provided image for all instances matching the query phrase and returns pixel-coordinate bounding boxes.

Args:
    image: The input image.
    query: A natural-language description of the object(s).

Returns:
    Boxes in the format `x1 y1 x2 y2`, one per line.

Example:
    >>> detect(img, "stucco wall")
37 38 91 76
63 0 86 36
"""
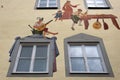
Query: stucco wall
0 0 120 80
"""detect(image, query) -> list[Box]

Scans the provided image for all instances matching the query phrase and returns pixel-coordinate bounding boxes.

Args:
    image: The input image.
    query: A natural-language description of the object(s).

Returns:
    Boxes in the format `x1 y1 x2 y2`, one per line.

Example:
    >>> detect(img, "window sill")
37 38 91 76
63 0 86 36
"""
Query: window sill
88 7 110 9
70 72 109 74
36 7 58 9
12 72 49 74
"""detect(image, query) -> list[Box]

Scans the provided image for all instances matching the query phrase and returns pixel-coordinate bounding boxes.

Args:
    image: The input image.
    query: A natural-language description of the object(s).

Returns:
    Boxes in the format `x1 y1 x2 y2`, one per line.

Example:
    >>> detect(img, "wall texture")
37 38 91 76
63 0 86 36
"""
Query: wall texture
0 0 120 80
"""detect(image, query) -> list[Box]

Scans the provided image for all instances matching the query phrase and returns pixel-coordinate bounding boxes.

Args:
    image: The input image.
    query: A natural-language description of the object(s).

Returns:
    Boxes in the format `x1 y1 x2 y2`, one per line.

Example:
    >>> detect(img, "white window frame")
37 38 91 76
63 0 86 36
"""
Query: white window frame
36 0 59 9
84 0 111 9
13 43 50 73
68 43 108 73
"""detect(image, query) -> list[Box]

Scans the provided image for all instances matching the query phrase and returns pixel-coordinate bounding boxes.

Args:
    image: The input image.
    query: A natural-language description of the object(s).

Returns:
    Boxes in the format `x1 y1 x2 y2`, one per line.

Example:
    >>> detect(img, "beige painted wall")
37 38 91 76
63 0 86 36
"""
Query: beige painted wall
0 0 120 80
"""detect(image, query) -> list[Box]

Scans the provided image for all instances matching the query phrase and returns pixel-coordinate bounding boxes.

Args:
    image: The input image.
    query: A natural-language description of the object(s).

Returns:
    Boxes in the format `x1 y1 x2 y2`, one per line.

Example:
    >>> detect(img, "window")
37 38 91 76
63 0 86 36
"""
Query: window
64 33 113 77
35 0 60 9
13 43 49 73
84 0 111 9
68 43 107 73
8 35 59 77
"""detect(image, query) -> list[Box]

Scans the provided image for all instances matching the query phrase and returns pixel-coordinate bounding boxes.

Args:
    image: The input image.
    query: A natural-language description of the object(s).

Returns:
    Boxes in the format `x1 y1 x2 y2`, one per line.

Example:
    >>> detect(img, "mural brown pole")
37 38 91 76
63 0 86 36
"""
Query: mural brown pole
82 16 90 29
111 18 120 30
84 18 89 29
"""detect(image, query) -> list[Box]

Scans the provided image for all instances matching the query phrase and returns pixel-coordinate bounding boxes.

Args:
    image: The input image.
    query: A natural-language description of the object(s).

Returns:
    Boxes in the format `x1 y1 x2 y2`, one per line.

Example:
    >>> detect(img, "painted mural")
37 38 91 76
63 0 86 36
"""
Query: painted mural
53 10 63 21
62 0 80 19
51 0 120 31
29 0 120 34
28 17 58 38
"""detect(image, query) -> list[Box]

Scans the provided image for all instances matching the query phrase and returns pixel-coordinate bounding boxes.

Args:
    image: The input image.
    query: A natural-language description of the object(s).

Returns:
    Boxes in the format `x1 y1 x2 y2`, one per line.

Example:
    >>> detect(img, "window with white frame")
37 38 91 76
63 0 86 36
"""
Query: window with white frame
13 43 49 73
64 33 113 77
85 0 111 9
68 43 107 73
36 0 59 9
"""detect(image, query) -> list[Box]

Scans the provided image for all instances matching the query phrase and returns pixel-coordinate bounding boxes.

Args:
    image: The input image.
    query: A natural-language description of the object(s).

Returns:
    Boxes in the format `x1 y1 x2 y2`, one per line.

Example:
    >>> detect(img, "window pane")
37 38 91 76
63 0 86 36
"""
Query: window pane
96 3 107 7
49 4 57 7
40 0 47 3
49 0 56 1
33 59 47 72
49 0 56 3
96 0 106 4
86 0 95 3
20 46 33 57
96 0 107 7
69 46 83 57
16 59 31 72
96 0 105 3
39 3 47 7
85 46 99 57
87 3 96 7
35 45 48 57
88 59 104 72
49 0 57 7
39 0 47 7
86 0 109 8
71 57 86 71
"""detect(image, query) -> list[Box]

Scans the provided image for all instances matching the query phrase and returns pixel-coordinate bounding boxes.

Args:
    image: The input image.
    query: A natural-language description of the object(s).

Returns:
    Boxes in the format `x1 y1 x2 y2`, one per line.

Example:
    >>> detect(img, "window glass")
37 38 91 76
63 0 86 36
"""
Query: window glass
49 0 57 7
35 45 48 58
16 59 31 72
85 45 99 57
86 0 95 3
20 46 33 57
87 59 104 72
87 3 96 7
38 0 47 7
69 46 83 57
33 59 47 72
49 0 56 3
71 57 86 72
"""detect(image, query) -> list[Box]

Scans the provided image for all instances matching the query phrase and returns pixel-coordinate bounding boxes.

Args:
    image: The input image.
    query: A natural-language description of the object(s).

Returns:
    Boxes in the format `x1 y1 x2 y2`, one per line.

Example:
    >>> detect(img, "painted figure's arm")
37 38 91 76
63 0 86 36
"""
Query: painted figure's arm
70 4 80 7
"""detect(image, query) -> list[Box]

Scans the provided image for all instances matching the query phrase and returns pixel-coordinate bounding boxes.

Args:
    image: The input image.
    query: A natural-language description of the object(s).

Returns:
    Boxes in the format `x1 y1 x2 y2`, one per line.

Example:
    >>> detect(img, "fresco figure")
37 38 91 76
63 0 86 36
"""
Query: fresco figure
62 0 79 19
71 9 87 30
33 17 58 38
53 10 63 21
